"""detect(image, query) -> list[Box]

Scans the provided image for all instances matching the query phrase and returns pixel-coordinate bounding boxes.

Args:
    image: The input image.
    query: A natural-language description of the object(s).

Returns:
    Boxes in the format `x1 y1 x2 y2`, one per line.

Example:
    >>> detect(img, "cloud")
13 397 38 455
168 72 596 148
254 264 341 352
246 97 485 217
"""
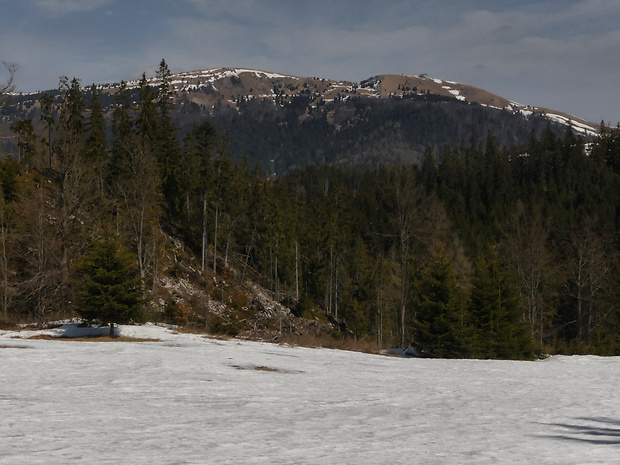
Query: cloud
30 0 115 16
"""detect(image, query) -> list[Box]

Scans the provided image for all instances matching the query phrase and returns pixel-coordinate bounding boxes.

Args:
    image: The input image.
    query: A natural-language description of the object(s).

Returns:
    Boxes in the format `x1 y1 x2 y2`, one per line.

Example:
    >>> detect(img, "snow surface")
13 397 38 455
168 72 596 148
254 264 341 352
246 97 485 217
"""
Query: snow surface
2 324 620 464
448 89 466 101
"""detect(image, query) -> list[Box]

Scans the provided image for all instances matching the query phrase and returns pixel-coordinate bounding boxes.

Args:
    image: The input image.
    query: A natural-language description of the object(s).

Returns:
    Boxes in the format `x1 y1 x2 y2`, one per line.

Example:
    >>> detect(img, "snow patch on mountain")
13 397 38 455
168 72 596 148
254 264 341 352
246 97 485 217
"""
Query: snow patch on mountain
448 89 466 101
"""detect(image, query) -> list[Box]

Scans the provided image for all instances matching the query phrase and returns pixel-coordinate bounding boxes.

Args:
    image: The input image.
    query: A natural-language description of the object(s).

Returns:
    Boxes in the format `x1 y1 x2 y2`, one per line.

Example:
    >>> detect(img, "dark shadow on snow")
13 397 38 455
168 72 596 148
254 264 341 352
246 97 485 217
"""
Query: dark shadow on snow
540 417 620 445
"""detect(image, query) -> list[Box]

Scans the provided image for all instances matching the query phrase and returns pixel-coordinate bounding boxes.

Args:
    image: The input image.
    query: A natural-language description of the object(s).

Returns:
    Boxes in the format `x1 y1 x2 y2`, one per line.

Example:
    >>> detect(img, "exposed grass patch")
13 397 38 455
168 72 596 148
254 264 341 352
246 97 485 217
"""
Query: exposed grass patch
0 317 20 330
276 332 381 354
254 365 278 372
0 345 29 349
232 364 279 372
203 334 235 341
6 325 60 332
27 335 160 342
1 319 76 331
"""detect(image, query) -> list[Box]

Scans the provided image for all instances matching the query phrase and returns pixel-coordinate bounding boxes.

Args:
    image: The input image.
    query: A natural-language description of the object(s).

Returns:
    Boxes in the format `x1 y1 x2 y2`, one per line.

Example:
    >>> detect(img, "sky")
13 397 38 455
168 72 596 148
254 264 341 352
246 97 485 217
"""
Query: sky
1 0 619 124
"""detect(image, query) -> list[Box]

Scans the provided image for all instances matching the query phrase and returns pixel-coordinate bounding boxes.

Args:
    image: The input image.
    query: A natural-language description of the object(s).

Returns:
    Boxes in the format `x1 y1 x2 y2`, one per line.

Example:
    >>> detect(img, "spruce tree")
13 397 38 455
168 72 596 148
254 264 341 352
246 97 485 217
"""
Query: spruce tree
412 256 471 358
85 85 108 212
468 251 534 359
75 235 143 336
85 85 106 161
155 59 183 220
135 74 157 149
110 80 133 181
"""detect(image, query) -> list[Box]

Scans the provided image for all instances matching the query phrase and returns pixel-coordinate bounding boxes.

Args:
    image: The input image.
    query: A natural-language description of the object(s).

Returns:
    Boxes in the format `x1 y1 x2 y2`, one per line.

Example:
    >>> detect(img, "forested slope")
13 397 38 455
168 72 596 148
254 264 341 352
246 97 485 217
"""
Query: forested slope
1 61 620 357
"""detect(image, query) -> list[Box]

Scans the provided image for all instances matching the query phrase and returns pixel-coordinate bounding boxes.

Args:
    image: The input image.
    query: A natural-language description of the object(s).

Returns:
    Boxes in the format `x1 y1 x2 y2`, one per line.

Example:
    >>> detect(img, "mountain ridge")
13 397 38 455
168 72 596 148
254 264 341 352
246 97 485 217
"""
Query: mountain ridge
104 67 598 137
7 66 600 136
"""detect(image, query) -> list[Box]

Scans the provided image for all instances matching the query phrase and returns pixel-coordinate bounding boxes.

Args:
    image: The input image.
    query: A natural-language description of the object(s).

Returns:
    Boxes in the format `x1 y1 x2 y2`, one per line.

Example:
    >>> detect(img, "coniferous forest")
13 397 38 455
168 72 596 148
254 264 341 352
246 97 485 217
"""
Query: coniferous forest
2 60 620 358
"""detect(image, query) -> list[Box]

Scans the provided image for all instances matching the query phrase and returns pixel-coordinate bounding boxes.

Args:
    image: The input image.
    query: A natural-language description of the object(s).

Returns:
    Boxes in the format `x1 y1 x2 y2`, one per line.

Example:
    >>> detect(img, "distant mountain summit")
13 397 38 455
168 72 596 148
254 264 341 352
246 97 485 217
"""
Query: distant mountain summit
111 67 597 137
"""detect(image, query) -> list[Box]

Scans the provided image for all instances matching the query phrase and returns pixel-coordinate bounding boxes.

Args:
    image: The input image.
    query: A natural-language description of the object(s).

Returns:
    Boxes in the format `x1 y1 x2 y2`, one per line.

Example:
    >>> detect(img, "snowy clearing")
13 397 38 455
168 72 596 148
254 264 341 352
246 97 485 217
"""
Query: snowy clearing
1 324 619 464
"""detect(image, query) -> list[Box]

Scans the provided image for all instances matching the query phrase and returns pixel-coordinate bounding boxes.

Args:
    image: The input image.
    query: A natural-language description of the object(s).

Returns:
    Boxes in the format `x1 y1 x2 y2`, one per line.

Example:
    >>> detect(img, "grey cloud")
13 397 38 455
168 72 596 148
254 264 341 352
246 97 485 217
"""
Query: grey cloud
31 0 115 15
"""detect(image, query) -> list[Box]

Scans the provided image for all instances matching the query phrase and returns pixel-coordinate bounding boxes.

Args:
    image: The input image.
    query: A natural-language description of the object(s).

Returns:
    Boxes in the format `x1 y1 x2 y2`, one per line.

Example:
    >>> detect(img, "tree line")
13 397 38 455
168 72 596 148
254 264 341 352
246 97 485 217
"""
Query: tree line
269 124 620 357
2 59 620 357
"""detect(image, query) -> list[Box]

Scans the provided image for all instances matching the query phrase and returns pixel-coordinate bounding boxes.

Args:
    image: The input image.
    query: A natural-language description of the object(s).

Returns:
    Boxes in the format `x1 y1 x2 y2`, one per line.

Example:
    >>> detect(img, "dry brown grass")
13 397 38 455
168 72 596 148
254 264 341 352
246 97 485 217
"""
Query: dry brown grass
254 365 278 372
3 324 63 332
232 364 279 372
169 325 209 335
0 316 75 331
27 335 160 342
0 316 21 331
202 333 235 341
276 332 380 355
375 74 513 109
0 345 29 349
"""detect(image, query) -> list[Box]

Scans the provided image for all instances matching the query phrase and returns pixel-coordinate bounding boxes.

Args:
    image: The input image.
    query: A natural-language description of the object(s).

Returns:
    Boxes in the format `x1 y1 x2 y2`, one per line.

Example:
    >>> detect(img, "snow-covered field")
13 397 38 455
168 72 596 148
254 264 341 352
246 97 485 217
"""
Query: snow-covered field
1 324 619 464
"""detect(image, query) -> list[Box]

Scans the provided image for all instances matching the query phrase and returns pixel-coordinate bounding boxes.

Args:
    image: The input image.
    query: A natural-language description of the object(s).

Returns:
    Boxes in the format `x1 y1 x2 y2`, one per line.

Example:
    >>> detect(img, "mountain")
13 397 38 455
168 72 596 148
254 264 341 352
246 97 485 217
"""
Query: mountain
160 67 597 134
1 67 599 172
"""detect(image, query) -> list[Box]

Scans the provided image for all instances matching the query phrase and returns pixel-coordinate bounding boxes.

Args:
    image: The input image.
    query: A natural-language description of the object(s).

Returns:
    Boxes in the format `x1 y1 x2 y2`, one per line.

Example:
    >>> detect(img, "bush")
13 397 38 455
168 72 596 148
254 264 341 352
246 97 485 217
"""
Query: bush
290 293 314 318
208 316 240 337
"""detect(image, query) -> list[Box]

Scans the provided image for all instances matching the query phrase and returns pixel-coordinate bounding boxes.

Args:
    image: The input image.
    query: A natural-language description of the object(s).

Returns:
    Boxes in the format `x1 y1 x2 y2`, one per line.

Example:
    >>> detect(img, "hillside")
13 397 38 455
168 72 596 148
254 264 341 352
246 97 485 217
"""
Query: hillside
1 67 598 173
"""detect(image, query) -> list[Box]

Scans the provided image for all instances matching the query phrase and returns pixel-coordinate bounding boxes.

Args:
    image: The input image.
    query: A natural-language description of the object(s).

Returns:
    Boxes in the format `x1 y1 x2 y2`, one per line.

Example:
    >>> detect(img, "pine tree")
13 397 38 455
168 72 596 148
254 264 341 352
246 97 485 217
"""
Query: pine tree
419 147 438 194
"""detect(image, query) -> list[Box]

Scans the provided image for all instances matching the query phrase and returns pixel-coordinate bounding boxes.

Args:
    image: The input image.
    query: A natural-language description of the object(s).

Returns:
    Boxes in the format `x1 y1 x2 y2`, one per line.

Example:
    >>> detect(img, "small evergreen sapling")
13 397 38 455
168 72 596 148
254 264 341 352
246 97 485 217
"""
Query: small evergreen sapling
75 236 143 336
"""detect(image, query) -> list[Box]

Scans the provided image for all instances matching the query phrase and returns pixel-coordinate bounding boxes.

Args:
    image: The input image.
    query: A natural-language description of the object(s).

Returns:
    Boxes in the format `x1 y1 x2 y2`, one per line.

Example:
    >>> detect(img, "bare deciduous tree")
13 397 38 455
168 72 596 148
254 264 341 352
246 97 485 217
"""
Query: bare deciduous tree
567 222 612 346
503 205 554 346
1 62 17 104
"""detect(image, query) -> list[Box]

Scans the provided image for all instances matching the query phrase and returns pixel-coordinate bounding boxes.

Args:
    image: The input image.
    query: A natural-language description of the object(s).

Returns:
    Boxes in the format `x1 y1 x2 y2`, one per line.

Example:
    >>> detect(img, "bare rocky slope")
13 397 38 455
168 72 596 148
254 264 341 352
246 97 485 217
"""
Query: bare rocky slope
145 234 346 348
